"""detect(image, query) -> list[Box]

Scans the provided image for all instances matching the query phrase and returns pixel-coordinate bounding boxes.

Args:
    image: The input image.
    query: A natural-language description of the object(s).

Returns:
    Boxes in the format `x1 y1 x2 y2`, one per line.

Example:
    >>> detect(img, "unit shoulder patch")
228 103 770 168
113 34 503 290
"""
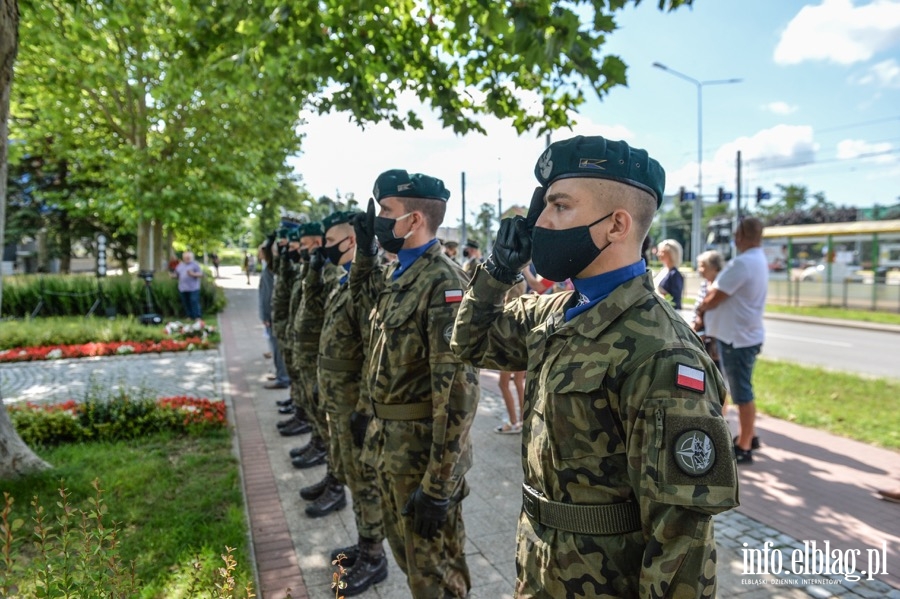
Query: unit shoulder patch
674 429 716 476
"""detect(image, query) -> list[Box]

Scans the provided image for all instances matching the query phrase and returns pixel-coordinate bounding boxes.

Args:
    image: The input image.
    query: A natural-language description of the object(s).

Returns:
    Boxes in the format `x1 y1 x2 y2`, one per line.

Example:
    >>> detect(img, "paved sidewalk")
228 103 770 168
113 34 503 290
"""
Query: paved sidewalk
3 266 898 598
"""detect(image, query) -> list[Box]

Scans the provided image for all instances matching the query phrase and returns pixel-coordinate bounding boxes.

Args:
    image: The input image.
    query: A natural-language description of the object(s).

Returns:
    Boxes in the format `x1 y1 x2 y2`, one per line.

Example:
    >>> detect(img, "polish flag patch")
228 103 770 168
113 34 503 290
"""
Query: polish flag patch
444 289 464 303
676 364 706 393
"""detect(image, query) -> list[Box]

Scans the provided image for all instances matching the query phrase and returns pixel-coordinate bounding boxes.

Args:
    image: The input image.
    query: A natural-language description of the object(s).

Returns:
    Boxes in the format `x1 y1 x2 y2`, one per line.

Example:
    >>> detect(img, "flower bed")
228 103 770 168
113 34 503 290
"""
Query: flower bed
0 338 211 363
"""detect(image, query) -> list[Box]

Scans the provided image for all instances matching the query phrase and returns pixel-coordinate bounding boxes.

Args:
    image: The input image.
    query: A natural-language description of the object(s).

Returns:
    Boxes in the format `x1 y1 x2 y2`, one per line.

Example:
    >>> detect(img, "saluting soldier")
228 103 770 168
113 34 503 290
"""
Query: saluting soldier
350 170 479 599
307 210 389 596
451 135 739 598
291 222 348 518
276 227 312 437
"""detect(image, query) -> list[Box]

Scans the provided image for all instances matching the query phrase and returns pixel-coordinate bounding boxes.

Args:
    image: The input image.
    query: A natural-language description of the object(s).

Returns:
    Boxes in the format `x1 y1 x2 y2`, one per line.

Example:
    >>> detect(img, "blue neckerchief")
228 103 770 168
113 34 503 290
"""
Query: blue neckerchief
565 259 646 322
340 262 351 286
393 239 438 280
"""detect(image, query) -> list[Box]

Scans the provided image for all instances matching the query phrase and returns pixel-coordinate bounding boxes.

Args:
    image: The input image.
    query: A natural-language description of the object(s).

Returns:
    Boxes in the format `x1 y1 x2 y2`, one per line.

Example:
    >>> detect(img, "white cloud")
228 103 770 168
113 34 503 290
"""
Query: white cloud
762 101 799 115
852 58 900 86
774 0 900 65
836 138 896 163
663 125 820 194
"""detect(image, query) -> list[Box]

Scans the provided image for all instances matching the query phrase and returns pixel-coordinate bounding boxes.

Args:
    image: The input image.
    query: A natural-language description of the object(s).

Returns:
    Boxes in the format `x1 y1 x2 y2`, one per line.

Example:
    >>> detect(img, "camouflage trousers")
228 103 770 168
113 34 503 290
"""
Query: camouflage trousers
294 355 328 444
327 409 384 542
377 470 470 599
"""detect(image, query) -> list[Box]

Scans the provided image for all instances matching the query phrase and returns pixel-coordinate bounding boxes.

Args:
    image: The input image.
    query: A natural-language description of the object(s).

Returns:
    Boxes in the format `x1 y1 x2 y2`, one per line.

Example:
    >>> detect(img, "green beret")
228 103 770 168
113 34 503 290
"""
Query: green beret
535 135 665 208
323 210 361 233
297 221 324 238
277 227 291 240
287 229 301 242
373 169 450 202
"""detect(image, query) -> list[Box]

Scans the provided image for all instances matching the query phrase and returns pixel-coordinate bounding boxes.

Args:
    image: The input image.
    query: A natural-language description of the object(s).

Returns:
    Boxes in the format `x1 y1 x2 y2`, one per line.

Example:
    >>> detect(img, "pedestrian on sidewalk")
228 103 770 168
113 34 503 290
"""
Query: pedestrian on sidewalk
172 250 203 320
258 237 290 390
452 135 738 598
697 217 768 464
351 170 479 599
692 250 725 379
655 238 684 309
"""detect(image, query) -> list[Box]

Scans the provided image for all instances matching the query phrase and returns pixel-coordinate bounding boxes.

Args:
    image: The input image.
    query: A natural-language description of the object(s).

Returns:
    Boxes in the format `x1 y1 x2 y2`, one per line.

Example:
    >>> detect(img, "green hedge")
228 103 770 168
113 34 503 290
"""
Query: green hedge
1 273 226 318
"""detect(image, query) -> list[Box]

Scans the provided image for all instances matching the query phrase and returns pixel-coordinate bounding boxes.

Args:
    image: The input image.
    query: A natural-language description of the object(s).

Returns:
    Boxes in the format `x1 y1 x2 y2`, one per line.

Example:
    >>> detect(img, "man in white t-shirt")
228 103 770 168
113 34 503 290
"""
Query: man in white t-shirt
696 217 768 464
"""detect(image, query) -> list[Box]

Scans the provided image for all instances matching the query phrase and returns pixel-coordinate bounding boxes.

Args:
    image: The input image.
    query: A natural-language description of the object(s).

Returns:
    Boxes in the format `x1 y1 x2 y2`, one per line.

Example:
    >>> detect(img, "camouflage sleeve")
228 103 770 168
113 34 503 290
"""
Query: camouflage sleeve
271 265 296 325
301 267 325 322
451 264 533 372
621 346 739 598
422 277 480 500
349 251 384 319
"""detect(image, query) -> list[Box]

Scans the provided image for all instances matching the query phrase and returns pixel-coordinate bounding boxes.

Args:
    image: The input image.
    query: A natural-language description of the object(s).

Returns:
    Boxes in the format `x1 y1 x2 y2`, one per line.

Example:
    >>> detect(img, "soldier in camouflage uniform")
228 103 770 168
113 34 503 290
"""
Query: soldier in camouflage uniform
350 169 479 599
452 136 739 598
276 227 313 437
307 210 389 595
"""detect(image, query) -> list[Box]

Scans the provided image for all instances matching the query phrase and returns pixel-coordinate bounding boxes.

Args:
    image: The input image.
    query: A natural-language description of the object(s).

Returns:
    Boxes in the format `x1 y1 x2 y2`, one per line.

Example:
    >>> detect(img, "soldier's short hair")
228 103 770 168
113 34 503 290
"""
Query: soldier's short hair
397 196 446 235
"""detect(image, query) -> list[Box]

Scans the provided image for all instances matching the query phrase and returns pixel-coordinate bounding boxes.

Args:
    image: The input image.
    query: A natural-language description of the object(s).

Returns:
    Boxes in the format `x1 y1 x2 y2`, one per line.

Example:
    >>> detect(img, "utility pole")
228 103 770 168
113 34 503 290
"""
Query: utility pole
460 171 467 246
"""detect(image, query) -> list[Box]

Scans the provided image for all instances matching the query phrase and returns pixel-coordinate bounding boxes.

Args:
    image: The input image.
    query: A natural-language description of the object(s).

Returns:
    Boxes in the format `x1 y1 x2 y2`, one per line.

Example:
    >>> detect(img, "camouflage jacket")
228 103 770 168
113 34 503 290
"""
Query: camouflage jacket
291 262 341 360
350 242 480 500
452 266 739 598
271 256 297 333
285 263 307 339
315 268 371 416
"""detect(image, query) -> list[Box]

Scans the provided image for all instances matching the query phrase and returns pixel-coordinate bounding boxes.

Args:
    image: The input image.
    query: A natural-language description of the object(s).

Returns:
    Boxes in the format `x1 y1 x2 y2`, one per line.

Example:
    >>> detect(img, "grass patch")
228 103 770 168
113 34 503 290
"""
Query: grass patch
0 431 252 597
755 358 900 449
0 315 221 351
763 304 900 325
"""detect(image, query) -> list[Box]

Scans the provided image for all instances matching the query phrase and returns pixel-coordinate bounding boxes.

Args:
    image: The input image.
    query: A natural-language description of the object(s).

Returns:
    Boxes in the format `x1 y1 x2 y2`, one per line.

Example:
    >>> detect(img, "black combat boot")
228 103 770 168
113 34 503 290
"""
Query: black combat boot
279 413 312 437
289 440 313 459
277 406 309 428
299 473 332 501
291 437 327 468
278 404 295 414
304 479 346 518
330 543 360 568
276 397 293 408
340 538 388 596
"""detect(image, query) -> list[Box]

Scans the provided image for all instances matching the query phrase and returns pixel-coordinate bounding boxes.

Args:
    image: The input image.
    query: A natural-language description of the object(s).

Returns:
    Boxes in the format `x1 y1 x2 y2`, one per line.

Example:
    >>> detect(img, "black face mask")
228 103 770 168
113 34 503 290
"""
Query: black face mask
287 248 301 263
374 212 413 254
531 213 613 281
463 249 470 259
322 237 349 265
277 243 288 256
299 248 310 262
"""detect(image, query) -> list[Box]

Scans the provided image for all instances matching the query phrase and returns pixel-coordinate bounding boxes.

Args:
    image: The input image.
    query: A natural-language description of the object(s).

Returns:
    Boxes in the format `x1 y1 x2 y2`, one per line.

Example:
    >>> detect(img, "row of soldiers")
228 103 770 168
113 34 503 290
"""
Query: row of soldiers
263 134 739 598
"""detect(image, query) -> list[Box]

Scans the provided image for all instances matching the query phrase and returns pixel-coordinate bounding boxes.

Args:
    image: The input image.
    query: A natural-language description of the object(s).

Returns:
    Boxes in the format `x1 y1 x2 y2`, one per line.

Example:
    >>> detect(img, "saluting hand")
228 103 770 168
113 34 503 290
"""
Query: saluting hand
485 216 532 284
353 198 378 257
309 247 327 272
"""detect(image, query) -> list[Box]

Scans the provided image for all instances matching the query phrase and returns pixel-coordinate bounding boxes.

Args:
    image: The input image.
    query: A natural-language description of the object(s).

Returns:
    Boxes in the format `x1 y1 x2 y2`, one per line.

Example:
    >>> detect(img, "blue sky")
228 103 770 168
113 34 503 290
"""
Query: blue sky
289 0 900 225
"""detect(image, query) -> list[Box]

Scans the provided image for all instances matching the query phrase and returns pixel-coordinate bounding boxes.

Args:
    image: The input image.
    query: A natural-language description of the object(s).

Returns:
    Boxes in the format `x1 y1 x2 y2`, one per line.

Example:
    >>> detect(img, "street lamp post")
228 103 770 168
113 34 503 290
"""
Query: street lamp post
652 62 741 268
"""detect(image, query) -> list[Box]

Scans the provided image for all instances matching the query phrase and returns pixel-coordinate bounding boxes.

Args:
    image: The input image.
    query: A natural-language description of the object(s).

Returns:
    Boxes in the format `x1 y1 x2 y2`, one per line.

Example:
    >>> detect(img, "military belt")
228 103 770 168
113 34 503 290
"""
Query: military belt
522 484 640 536
318 356 363 372
372 400 432 421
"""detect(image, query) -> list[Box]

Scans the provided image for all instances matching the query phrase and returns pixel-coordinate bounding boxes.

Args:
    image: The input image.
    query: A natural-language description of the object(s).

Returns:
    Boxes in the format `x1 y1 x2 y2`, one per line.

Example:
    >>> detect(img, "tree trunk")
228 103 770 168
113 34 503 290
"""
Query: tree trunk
0 400 52 478
0 0 51 478
152 219 164 273
137 217 152 272
1 0 19 314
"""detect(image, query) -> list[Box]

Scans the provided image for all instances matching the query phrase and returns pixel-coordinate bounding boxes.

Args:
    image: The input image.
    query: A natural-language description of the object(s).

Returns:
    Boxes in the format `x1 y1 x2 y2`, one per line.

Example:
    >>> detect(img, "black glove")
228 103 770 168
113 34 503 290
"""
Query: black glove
309 246 327 272
401 487 450 540
277 242 288 257
353 198 378 257
264 231 276 252
349 411 371 448
485 216 532 284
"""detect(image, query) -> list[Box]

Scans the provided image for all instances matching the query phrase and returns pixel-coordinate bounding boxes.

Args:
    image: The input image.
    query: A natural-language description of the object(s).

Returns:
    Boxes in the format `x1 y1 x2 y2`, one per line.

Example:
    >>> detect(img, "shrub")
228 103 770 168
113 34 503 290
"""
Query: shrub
9 395 227 447
1 274 226 319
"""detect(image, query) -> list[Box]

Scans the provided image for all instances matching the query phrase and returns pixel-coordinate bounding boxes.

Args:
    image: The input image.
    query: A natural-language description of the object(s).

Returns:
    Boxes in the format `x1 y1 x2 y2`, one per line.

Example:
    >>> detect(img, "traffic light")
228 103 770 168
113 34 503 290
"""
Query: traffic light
756 187 771 204
678 186 686 203
718 187 725 203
